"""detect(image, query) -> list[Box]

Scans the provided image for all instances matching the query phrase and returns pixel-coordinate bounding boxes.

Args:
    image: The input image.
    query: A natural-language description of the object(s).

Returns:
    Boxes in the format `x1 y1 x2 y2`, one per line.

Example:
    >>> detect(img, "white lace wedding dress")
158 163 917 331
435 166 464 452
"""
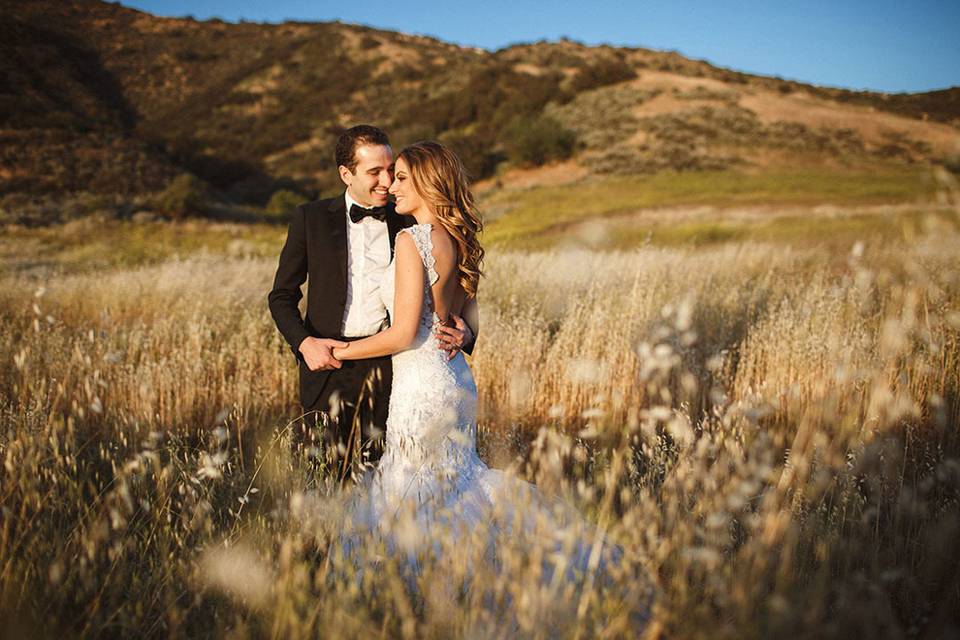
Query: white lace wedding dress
337 224 627 590
370 223 503 515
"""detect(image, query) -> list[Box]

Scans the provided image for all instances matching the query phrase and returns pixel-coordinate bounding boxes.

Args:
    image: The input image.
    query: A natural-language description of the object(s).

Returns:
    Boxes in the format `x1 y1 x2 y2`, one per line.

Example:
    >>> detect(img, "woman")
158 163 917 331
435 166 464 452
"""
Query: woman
330 140 487 510
330 141 625 590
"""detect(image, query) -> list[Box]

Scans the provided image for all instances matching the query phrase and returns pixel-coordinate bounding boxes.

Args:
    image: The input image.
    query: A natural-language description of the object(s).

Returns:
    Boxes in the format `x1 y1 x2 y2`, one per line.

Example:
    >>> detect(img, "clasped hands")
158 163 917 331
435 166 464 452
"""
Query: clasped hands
298 315 472 371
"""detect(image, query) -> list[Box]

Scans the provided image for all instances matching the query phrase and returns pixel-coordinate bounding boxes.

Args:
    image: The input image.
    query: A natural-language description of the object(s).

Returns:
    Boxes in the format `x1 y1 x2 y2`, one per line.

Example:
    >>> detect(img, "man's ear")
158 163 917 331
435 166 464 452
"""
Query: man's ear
338 165 353 187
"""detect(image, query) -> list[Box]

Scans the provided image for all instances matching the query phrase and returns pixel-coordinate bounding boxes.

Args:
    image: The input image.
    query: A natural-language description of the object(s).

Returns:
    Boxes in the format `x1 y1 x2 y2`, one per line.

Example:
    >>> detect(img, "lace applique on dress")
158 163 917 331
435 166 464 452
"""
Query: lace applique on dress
402 223 439 286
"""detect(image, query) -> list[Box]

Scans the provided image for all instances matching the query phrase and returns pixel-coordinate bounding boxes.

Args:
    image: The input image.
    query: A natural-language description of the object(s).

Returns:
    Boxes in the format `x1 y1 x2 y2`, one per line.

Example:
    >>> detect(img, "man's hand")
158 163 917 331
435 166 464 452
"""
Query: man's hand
435 314 473 361
298 337 348 371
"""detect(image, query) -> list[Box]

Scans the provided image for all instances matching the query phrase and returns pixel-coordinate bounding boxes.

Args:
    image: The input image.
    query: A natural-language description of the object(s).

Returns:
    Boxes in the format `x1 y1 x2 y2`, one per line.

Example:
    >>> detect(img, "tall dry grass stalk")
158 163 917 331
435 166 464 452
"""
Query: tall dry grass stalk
1 196 958 637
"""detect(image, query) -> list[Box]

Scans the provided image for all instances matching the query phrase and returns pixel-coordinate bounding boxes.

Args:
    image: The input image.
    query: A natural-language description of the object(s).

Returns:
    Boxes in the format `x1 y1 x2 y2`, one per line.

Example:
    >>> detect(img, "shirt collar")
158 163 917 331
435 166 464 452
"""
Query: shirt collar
344 191 386 225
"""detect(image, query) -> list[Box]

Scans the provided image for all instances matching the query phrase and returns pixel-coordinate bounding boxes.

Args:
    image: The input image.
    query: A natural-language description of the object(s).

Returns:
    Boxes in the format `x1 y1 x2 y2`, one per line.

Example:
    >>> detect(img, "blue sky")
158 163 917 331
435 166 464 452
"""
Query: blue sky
120 1 960 93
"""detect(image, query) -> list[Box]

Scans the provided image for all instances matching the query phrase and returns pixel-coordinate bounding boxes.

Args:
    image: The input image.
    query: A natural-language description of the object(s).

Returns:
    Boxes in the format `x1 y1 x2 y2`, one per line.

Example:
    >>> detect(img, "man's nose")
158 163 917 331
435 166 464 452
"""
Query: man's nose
379 171 392 186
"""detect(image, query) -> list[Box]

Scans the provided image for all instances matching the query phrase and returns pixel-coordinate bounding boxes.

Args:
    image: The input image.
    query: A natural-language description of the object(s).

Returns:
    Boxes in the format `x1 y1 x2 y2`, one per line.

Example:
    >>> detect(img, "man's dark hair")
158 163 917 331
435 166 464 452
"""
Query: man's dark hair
335 125 391 173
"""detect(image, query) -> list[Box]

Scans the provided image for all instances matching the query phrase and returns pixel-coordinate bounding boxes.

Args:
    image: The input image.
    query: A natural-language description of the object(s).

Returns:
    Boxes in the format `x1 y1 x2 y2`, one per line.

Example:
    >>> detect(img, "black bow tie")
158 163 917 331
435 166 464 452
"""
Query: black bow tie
349 203 387 224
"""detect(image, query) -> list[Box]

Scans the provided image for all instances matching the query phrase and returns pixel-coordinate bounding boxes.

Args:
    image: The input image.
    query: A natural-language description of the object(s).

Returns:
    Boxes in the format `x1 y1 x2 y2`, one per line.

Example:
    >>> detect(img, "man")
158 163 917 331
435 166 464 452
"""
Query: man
268 125 473 483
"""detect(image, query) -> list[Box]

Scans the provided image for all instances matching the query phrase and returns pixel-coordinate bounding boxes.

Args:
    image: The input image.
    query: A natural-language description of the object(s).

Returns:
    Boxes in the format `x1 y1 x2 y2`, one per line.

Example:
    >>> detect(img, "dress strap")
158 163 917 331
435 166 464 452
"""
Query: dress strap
402 224 439 286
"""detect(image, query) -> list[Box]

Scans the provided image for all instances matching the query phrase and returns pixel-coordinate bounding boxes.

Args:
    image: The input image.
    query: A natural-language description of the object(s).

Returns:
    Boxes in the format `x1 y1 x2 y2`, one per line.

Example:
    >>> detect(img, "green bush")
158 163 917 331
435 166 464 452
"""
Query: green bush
266 189 304 218
570 58 637 92
439 129 502 180
155 173 208 219
502 116 577 167
944 154 960 175
399 62 572 138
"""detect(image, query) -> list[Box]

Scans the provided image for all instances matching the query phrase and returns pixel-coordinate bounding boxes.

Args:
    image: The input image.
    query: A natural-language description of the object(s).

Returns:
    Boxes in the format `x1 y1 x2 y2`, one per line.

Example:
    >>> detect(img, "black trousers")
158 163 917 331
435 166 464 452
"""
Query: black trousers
299 355 392 484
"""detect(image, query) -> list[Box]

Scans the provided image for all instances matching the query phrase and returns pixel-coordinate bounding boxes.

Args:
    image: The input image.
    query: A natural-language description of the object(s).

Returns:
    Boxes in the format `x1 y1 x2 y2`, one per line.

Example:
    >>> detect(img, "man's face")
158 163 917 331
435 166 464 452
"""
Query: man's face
339 143 394 208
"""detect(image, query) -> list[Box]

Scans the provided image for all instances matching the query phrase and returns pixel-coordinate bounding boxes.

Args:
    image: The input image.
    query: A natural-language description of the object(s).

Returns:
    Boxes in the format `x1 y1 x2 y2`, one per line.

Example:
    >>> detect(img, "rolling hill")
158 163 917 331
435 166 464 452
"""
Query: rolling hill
1 0 958 228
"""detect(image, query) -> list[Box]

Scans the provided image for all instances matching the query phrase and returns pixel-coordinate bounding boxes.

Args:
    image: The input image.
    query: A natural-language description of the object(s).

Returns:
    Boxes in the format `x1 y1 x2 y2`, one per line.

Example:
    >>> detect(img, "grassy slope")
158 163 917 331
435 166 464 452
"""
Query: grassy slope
1 206 958 638
481 166 939 247
1 165 949 275
0 218 285 273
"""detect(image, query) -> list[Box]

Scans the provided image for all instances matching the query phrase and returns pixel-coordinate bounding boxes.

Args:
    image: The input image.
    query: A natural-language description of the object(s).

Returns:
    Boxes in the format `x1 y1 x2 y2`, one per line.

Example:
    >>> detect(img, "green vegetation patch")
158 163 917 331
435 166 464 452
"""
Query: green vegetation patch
612 208 957 250
482 167 937 246
1 219 285 274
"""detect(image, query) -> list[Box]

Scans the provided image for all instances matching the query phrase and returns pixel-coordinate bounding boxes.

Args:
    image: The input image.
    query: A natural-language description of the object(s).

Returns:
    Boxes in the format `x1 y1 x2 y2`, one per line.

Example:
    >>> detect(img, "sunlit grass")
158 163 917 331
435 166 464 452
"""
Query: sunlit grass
0 217 285 273
518 206 959 251
481 166 937 246
1 180 959 637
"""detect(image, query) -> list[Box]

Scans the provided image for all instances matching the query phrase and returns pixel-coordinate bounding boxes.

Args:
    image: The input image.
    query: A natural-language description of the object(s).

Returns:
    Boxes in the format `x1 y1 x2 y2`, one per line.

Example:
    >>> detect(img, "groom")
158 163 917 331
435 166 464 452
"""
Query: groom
268 125 473 483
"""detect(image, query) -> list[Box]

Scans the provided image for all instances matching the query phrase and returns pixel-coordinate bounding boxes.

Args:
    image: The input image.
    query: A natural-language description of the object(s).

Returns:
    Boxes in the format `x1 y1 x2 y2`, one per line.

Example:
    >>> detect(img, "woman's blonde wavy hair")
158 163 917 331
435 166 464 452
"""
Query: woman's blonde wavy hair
397 141 484 297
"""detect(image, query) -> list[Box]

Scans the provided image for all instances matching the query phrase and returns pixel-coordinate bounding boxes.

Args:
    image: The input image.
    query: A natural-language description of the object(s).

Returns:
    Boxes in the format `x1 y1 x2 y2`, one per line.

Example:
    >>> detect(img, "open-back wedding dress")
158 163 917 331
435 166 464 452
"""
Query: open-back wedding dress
337 224 634 595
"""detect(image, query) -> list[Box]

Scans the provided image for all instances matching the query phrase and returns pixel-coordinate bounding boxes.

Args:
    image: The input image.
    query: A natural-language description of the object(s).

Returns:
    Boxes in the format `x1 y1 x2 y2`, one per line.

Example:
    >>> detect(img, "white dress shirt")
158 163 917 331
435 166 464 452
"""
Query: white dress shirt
342 191 392 337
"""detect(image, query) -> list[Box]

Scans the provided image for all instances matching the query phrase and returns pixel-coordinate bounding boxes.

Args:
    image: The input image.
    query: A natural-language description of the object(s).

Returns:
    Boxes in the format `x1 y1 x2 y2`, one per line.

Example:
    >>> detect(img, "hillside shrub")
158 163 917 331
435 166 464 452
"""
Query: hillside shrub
502 116 577 167
570 58 638 92
155 173 208 219
439 129 502 179
266 189 303 218
945 154 960 175
403 62 572 136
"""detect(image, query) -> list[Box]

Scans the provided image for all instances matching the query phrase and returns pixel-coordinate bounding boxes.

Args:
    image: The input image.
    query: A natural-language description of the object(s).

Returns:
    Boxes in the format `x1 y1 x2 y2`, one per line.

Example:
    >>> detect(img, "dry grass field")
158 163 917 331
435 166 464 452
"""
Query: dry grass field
1 171 960 638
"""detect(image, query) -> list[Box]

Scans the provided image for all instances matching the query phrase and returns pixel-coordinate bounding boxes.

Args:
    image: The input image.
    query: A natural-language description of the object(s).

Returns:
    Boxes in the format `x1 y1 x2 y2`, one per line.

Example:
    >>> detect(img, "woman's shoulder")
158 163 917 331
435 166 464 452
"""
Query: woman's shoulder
401 223 454 253
426 224 456 256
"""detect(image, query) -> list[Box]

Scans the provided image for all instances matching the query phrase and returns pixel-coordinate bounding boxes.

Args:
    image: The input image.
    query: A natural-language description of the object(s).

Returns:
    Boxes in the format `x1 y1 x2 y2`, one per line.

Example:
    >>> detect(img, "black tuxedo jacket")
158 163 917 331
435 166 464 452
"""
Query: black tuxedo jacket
268 195 414 408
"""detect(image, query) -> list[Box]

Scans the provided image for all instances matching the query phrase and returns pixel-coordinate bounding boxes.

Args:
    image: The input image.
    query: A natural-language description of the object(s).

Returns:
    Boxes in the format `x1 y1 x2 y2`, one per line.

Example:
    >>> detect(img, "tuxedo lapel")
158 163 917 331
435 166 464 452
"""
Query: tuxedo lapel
386 210 402 255
327 197 348 292
386 204 412 255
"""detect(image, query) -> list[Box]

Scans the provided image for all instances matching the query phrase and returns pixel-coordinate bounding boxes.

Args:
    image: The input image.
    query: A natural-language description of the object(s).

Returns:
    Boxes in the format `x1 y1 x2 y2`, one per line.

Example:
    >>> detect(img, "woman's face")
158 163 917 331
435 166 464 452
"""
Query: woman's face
389 157 425 215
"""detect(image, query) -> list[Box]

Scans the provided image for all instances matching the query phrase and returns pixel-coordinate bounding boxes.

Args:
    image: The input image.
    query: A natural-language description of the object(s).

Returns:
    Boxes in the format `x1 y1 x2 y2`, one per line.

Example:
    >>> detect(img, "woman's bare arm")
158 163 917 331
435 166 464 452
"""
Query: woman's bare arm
332 233 424 360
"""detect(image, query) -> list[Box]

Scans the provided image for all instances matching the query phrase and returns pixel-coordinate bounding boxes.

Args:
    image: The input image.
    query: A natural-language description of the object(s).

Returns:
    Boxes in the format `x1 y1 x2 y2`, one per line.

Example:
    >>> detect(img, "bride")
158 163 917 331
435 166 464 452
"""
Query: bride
331 141 488 508
326 141 630 598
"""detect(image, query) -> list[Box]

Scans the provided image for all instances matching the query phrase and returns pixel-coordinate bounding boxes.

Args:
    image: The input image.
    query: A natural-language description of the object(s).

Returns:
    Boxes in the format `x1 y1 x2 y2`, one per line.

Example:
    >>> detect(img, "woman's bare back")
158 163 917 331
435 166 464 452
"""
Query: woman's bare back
426 225 467 323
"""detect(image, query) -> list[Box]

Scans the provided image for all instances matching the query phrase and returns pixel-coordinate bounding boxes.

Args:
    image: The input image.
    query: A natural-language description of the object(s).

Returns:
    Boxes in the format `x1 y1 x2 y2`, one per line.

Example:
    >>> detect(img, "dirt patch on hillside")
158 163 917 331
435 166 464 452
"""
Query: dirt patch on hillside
475 160 589 193
513 63 546 76
740 92 960 156
370 40 428 76
633 93 730 118
633 71 734 93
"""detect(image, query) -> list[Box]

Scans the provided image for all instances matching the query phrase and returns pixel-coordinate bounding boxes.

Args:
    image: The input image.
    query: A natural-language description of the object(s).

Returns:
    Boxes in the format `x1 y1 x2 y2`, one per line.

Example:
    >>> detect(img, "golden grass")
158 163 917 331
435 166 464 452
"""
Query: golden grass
1 188 959 637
